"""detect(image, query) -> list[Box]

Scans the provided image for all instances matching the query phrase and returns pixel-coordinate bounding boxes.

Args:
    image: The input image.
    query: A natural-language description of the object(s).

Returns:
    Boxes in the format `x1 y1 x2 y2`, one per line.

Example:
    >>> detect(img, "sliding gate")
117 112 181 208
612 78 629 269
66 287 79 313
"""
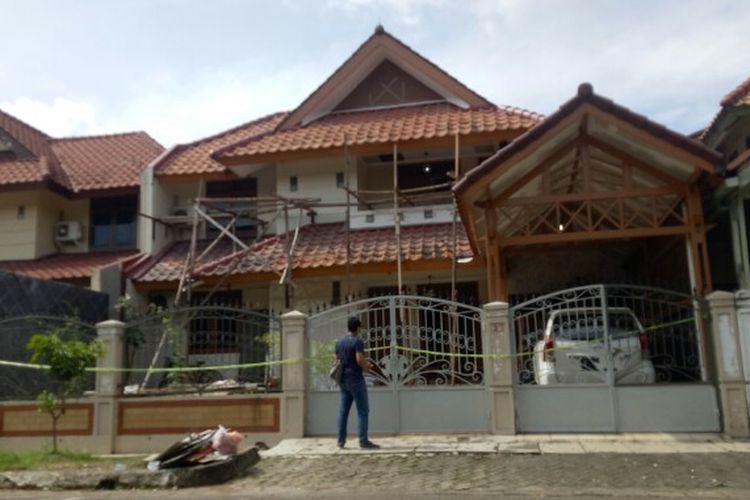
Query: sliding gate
305 296 489 435
512 285 720 432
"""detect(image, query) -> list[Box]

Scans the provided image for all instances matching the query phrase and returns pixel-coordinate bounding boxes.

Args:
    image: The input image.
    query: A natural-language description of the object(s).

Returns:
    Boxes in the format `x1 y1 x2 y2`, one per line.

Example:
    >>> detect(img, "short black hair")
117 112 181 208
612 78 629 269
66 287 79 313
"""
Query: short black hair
348 316 362 332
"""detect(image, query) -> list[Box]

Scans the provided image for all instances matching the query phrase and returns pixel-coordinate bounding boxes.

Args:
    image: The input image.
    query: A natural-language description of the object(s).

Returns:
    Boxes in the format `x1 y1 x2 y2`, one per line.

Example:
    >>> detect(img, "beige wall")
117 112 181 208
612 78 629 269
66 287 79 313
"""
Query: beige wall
0 191 39 260
0 190 89 260
36 191 89 255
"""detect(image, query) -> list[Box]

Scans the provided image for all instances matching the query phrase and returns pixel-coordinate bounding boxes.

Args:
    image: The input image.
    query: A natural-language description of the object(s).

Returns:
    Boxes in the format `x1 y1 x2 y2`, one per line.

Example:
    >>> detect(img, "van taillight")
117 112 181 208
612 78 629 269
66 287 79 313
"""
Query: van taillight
639 332 649 353
543 337 555 362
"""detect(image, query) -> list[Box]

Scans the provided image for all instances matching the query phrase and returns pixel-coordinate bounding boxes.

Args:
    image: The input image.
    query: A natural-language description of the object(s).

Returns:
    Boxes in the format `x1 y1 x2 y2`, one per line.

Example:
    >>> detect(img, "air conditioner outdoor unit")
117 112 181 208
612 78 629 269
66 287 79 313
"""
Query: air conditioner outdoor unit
55 221 83 244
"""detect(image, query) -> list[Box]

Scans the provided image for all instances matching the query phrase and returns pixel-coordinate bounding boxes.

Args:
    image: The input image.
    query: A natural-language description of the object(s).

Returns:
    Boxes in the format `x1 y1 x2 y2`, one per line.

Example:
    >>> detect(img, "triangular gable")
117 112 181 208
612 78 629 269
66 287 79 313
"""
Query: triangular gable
277 26 492 129
333 60 443 112
454 83 722 255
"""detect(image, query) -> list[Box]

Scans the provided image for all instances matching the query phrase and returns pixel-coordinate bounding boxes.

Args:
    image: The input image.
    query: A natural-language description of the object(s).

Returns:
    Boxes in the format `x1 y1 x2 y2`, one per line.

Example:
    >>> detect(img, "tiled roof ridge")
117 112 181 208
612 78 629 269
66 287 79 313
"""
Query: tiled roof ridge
214 102 542 160
720 74 750 107
125 243 175 281
0 107 52 142
276 26 494 131
52 130 159 143
153 111 288 174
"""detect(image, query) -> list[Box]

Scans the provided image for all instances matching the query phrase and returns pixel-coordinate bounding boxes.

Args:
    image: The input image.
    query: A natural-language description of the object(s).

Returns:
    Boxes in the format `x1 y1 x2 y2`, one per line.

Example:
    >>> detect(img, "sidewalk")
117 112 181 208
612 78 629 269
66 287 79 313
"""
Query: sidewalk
264 433 750 456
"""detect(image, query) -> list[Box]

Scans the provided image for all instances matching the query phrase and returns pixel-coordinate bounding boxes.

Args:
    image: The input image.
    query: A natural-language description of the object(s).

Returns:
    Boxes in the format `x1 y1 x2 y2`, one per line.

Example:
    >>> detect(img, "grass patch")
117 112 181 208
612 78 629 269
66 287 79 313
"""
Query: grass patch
0 450 142 472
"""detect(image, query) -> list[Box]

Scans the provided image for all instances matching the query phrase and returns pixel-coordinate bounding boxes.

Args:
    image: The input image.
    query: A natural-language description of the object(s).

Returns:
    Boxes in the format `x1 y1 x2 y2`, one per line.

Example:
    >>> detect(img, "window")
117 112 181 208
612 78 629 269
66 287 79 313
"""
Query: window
398 159 453 191
189 291 242 354
332 281 341 305
289 176 298 192
206 178 257 238
336 172 345 188
90 195 137 249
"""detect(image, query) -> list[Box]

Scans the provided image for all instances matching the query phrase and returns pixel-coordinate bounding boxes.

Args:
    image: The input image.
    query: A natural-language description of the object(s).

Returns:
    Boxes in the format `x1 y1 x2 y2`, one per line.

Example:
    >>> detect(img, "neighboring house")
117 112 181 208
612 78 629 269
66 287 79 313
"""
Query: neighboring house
0 108 164 290
128 27 542 313
701 75 750 289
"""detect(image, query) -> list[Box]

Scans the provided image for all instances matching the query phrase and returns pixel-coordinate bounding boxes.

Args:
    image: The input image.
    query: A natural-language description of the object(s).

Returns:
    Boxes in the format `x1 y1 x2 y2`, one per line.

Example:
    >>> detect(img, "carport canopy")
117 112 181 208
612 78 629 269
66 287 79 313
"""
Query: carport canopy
453 83 722 301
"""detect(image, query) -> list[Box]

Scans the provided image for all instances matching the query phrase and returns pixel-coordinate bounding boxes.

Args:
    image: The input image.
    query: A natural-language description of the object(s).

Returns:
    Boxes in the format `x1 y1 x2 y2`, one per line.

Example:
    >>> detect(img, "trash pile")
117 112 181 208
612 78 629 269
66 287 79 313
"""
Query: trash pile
147 425 244 471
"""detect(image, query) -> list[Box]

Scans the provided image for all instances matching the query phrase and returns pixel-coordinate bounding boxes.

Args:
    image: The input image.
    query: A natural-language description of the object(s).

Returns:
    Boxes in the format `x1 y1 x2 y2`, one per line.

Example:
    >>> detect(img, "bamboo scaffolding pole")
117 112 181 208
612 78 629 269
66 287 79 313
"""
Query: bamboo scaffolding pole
345 140 353 301
340 185 375 210
279 207 303 285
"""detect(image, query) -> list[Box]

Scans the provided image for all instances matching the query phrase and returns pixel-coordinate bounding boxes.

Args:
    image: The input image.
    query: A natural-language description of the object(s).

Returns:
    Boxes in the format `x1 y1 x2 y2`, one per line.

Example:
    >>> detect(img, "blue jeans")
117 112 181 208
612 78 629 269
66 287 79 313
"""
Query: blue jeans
337 375 369 445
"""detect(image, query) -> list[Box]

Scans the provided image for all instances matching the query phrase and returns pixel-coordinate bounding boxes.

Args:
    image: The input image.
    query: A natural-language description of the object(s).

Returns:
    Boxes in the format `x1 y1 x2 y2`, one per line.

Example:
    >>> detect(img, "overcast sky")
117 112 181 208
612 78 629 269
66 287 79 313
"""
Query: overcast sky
1 0 748 147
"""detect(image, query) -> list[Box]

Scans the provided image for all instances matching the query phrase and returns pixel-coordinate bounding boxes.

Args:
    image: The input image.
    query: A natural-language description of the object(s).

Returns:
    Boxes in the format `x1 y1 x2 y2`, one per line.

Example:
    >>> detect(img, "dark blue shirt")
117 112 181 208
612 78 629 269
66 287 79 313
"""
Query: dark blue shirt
335 334 365 380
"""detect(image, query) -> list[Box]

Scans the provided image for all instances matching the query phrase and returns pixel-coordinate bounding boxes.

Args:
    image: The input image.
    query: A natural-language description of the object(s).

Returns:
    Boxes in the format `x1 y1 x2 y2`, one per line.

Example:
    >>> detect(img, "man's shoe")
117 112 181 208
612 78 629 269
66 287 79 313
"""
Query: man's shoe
359 441 380 449
337 442 345 449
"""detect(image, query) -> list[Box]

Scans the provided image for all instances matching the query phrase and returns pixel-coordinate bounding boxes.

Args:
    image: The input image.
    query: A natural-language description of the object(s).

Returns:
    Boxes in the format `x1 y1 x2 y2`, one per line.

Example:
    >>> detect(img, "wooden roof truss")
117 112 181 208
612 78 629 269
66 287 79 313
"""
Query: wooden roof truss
482 135 691 247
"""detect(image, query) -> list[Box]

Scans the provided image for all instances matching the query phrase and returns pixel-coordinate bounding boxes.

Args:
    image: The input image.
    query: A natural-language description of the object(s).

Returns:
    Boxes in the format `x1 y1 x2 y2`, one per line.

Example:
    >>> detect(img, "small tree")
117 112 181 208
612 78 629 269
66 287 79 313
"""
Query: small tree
27 324 102 453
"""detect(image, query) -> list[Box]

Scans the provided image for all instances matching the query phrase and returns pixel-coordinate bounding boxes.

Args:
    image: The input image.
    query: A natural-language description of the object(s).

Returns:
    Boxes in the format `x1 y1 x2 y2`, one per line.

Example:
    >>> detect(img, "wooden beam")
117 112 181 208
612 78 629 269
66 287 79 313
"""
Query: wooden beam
496 243 508 302
502 186 684 206
477 138 579 208
497 225 690 247
586 135 686 188
585 106 717 173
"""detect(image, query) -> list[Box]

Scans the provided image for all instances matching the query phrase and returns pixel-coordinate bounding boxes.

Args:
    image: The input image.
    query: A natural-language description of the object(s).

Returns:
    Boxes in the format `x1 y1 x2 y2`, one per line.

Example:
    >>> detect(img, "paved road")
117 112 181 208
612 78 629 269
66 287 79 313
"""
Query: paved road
4 452 750 499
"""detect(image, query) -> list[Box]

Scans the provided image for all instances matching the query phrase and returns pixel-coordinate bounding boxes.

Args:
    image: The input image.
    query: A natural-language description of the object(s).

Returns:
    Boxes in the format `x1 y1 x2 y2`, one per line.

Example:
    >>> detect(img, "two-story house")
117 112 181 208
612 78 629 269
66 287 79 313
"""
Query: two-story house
126 27 541 316
0 108 163 299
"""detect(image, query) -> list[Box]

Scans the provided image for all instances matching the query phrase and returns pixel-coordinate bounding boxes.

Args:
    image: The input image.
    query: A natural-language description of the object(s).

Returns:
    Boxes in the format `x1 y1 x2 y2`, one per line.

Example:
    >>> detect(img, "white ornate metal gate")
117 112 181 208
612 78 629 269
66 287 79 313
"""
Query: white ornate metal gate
306 295 488 435
511 285 720 432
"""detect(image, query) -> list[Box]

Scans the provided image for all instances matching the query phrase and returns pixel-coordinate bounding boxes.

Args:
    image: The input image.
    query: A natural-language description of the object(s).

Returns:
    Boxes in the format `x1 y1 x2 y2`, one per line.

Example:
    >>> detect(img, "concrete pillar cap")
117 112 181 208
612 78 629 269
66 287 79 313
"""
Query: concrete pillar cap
281 310 307 319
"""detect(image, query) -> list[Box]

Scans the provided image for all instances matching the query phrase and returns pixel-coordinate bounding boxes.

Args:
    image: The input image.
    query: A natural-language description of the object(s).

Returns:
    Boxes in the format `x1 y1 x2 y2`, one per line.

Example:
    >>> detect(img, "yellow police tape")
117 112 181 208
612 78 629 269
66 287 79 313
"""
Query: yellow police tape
0 317 696 374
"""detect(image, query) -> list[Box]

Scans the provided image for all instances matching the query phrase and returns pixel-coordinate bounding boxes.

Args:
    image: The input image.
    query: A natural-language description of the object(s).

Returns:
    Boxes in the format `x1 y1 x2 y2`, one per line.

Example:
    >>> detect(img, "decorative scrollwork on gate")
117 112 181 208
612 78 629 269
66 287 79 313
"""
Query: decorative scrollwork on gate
308 295 484 391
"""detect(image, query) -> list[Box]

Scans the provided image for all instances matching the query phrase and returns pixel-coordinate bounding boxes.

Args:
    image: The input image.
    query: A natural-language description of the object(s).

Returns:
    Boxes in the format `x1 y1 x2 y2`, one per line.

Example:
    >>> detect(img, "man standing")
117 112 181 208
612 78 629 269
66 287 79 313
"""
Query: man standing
335 317 379 449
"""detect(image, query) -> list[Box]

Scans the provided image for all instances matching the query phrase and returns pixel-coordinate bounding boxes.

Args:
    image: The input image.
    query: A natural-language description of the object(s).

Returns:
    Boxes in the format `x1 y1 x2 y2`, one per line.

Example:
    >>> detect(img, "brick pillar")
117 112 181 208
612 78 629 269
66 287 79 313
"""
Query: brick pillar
281 310 307 438
94 319 125 453
707 291 750 437
482 302 516 434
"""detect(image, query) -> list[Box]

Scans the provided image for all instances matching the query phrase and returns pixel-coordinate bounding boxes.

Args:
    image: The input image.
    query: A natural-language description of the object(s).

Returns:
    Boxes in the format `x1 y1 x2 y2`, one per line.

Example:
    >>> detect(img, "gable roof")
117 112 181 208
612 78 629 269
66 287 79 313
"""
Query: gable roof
276 26 494 130
700 73 750 146
153 112 287 177
456 83 721 200
0 108 163 194
51 132 164 192
217 103 541 165
0 108 62 187
721 75 750 107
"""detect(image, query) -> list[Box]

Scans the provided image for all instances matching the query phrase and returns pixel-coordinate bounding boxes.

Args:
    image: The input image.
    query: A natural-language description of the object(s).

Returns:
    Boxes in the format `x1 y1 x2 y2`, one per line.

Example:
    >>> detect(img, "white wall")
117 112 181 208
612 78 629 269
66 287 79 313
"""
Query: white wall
275 156 354 228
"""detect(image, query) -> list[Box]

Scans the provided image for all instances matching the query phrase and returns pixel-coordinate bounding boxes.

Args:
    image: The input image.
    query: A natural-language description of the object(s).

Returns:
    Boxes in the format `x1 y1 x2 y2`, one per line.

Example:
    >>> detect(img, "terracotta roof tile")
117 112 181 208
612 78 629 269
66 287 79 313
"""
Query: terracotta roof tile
0 108 52 158
217 103 541 161
50 132 164 193
153 112 287 176
131 222 471 283
0 108 163 192
721 75 750 107
0 250 139 281
701 74 750 143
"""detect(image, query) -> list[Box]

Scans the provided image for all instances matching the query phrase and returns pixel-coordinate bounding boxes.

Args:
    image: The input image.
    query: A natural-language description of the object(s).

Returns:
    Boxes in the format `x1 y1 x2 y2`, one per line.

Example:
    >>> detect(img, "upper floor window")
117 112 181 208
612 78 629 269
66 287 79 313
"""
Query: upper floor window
206 178 257 237
90 195 137 249
398 159 453 190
